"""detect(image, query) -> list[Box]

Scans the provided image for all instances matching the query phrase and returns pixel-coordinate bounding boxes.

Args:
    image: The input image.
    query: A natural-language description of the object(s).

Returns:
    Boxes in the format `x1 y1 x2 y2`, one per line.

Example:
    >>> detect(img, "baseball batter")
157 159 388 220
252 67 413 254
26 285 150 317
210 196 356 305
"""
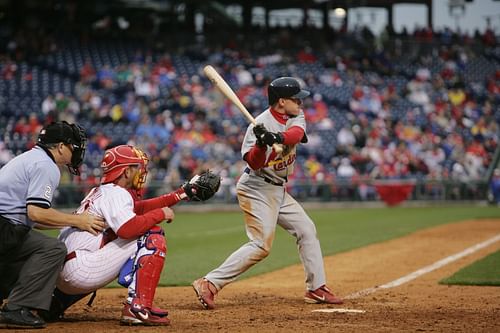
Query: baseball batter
40 145 220 326
193 77 343 309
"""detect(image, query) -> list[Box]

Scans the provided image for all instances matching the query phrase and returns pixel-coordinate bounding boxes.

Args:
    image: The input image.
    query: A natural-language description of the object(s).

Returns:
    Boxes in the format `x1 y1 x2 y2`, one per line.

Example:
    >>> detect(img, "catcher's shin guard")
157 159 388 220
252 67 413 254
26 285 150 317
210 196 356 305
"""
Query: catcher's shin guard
127 226 166 311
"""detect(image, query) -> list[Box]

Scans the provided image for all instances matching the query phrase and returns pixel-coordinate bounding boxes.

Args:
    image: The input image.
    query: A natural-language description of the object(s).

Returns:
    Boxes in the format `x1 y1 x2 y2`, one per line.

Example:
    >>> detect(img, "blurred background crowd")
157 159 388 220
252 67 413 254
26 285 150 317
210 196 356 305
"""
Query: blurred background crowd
0 0 499 204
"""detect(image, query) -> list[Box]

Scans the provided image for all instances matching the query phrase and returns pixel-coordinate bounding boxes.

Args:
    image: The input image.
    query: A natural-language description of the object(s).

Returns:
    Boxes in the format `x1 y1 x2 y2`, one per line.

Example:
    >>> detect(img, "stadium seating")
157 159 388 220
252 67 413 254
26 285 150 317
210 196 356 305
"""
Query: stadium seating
0 27 498 202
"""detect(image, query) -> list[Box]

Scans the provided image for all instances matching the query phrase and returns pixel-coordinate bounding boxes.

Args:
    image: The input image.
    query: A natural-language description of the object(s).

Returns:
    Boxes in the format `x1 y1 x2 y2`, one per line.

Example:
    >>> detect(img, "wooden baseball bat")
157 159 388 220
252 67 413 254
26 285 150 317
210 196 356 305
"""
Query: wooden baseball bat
203 65 283 154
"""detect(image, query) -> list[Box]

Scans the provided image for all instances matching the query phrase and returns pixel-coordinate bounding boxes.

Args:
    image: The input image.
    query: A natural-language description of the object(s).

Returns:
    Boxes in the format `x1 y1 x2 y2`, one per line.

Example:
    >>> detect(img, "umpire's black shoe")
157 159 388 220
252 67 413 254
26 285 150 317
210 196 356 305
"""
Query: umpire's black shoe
0 306 47 329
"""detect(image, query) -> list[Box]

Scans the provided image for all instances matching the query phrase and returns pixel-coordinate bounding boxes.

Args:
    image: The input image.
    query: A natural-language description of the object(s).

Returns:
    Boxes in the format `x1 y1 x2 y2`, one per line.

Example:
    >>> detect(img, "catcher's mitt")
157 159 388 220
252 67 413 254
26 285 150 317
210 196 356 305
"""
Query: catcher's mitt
182 170 221 201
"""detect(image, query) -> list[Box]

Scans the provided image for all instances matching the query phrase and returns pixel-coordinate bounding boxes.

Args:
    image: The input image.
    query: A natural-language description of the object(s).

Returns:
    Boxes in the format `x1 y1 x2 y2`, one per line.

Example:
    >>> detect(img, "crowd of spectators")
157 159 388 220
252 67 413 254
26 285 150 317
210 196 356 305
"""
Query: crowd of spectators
0 22 499 202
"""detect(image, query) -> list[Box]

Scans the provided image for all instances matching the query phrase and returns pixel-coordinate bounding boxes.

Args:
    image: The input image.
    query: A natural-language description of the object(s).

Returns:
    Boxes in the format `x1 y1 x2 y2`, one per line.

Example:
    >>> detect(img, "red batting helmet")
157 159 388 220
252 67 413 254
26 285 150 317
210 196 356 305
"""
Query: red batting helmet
100 145 149 189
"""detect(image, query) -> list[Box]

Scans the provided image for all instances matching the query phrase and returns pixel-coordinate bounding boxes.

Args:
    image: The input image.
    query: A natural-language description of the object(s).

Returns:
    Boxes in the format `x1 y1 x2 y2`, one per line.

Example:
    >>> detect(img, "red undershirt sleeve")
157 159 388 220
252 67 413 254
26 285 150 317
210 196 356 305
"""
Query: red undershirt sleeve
282 126 304 145
134 189 185 214
244 145 267 170
116 209 166 239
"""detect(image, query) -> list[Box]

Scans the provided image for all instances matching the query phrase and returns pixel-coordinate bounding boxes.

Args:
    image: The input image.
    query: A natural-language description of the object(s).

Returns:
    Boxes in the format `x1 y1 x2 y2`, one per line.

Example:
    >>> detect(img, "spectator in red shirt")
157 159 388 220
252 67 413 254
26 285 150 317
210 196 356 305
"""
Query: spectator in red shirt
297 46 317 63
80 60 96 83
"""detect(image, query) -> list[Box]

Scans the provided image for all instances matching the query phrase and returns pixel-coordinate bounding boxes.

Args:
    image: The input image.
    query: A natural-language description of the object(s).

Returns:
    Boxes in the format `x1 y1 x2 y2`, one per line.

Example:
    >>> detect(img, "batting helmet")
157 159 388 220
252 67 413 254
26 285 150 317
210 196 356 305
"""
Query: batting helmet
37 121 87 175
100 145 149 190
267 77 310 106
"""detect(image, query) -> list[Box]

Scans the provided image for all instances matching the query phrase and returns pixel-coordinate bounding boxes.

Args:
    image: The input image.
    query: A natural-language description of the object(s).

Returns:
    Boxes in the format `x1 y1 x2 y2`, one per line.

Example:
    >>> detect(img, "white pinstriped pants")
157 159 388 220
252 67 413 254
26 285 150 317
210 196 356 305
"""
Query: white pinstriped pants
57 238 137 295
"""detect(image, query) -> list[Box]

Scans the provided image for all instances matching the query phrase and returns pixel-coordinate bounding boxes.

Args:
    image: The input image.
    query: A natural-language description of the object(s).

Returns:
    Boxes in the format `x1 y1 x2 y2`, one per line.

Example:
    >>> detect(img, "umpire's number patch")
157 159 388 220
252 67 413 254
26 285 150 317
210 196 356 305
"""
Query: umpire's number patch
44 185 52 199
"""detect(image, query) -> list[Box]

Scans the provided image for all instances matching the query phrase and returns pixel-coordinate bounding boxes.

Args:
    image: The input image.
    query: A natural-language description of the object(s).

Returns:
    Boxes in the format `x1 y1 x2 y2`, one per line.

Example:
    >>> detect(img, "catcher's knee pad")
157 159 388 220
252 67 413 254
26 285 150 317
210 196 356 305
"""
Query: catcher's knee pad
127 226 167 309
141 225 167 255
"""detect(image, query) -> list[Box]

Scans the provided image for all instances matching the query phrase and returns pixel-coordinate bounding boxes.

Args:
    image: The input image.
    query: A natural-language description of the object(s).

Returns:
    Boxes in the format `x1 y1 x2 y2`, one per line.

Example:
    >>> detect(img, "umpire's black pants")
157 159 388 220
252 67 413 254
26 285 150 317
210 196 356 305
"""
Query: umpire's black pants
0 217 66 311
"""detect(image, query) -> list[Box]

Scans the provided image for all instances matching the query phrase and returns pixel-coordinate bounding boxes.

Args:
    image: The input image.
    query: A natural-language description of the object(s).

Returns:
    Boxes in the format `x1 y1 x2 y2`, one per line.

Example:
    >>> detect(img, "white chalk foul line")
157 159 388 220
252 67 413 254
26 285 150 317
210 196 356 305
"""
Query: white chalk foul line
313 308 366 314
345 233 500 300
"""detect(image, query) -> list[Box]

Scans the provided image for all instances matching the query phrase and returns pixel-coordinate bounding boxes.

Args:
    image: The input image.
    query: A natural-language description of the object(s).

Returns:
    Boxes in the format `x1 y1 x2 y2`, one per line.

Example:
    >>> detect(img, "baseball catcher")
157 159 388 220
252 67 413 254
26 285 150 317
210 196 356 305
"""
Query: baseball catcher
39 145 220 326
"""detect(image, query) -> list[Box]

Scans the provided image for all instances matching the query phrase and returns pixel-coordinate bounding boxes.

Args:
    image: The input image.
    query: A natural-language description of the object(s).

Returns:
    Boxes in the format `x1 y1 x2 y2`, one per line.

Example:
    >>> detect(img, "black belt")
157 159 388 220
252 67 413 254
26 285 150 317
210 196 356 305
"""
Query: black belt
244 167 285 186
0 215 22 226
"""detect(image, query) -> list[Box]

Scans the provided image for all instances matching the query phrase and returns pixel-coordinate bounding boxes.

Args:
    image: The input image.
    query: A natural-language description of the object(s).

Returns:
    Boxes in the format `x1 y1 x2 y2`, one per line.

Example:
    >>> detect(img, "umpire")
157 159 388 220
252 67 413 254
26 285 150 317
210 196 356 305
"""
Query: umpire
0 121 104 329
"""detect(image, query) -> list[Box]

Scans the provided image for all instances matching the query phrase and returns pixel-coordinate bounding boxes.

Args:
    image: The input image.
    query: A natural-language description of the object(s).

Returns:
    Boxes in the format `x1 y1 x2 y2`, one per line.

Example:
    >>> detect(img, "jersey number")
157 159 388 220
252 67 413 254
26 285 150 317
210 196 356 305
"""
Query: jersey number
76 187 102 214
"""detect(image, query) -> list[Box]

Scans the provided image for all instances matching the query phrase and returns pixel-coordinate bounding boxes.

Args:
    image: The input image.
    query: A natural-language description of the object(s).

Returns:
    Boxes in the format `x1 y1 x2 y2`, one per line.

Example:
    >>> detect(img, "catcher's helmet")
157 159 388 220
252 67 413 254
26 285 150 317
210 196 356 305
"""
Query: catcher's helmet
100 145 149 189
267 77 310 106
37 121 87 175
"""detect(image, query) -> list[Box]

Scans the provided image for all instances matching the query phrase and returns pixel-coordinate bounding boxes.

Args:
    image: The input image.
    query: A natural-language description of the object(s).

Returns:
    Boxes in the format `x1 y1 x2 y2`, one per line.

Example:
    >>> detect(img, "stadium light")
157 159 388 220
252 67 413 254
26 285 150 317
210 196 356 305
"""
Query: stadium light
334 8 346 18
117 17 130 30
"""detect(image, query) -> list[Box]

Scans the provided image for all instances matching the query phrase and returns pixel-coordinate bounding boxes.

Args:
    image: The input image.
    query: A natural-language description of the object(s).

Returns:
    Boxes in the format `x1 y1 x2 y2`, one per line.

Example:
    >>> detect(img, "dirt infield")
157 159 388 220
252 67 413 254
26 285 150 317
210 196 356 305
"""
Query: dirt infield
30 219 500 332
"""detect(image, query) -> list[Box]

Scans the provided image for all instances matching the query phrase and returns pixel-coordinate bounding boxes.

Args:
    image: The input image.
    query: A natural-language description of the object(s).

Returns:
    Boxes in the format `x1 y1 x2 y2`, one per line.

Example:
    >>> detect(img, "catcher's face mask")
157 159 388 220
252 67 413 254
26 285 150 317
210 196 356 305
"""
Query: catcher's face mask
37 121 87 175
100 145 149 189
130 148 149 190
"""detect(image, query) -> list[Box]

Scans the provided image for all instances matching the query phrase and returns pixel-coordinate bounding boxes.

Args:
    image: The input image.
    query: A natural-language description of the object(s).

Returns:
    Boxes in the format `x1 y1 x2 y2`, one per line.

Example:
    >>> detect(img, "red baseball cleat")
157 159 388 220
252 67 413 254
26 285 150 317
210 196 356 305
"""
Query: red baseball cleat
120 303 170 326
192 278 218 309
304 285 343 304
150 306 168 318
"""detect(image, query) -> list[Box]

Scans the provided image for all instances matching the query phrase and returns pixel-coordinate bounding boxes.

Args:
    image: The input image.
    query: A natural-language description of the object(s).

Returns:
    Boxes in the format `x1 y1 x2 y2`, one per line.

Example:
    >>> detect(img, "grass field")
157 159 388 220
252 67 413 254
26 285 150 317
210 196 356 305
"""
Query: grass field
44 205 500 287
440 250 500 286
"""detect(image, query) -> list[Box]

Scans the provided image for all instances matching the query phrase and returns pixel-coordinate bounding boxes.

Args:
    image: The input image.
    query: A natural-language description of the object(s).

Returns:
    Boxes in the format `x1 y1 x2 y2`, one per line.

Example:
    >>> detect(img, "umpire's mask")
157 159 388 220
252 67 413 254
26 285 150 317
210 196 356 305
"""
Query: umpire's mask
37 121 87 175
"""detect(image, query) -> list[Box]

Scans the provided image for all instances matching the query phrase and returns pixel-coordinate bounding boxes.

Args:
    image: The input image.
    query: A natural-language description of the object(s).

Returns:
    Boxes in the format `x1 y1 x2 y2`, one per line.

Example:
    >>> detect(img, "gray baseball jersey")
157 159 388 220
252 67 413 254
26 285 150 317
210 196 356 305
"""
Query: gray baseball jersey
205 108 328 292
0 146 60 227
241 108 306 183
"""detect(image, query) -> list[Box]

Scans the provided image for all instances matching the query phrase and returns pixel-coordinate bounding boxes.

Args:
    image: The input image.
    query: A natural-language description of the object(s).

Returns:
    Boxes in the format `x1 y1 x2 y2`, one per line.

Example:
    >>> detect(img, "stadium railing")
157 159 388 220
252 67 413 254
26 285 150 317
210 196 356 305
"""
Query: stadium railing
54 179 490 207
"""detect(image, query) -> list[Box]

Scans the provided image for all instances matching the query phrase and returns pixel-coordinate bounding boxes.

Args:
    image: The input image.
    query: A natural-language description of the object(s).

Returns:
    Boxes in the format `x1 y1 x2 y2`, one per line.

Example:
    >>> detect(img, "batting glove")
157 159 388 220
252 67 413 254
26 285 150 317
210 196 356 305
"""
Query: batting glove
262 132 284 146
253 123 268 147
